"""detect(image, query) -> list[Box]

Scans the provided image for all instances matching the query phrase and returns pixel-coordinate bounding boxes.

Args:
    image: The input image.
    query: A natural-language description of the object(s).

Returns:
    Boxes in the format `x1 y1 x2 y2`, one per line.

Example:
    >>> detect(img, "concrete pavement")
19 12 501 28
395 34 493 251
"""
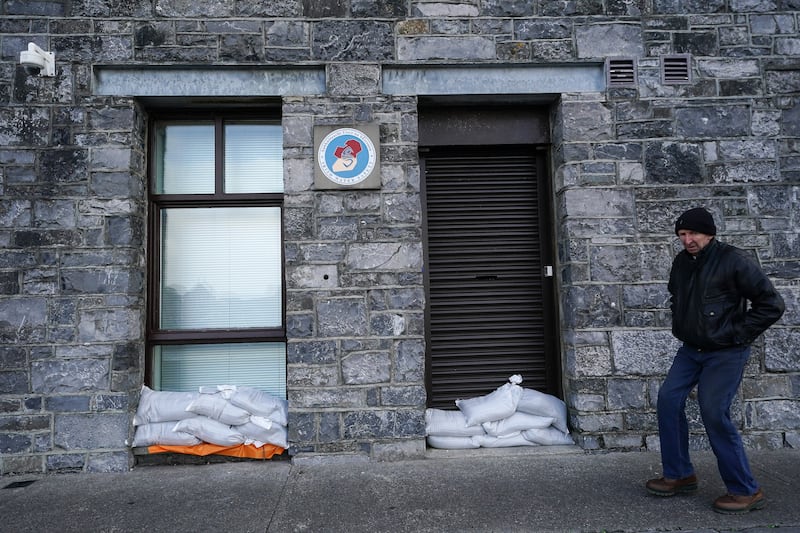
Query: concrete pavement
1 446 799 532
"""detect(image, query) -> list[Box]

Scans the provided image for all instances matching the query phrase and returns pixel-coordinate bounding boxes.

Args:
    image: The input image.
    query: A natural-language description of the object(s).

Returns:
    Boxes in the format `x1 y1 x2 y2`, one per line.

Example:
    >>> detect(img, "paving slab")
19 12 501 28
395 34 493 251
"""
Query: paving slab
1 447 799 533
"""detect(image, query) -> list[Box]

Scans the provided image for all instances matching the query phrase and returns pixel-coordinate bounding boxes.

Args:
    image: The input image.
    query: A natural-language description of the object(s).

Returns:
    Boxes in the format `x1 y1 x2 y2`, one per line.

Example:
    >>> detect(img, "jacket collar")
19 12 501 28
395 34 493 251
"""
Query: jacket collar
687 236 717 261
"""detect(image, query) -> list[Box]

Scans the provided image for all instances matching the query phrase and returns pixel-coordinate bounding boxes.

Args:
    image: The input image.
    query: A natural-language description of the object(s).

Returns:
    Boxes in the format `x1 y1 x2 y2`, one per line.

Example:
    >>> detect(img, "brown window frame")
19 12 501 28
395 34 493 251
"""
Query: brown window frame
145 110 286 385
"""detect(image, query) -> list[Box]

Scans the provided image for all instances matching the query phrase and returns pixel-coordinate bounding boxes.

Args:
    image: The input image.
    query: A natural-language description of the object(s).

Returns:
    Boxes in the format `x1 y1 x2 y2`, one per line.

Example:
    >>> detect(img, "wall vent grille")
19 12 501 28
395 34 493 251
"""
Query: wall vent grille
605 57 637 87
662 54 692 84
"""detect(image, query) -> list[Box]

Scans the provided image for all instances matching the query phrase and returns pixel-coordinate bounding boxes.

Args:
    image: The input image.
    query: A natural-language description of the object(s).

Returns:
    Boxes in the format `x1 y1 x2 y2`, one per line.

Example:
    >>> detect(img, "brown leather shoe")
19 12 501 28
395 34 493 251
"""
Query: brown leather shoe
713 488 766 514
645 474 698 496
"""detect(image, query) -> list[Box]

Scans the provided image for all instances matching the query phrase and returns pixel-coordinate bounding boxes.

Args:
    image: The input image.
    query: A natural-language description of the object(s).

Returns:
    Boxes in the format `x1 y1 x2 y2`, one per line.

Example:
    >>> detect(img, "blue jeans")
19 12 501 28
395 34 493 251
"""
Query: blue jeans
657 344 758 496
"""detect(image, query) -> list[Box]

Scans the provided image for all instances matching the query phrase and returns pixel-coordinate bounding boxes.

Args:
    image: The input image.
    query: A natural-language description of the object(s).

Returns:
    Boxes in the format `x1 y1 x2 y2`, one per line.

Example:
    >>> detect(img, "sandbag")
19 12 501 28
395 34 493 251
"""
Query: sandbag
133 386 199 426
199 384 237 399
131 421 201 447
472 433 539 448
236 421 289 449
427 435 480 449
482 412 554 437
186 394 251 426
516 388 569 434
455 375 523 426
522 426 574 446
229 387 288 426
425 408 485 437
249 415 273 430
173 417 246 446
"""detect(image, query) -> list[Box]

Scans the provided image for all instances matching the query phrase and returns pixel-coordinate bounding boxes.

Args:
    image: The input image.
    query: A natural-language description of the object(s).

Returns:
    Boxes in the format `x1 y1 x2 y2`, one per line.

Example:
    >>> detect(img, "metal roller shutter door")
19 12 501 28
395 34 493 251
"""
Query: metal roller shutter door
424 146 550 408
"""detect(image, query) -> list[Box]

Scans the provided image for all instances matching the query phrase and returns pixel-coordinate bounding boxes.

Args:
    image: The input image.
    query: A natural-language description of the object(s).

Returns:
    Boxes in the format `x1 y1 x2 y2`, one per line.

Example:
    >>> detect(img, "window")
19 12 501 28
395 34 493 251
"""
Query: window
147 112 286 398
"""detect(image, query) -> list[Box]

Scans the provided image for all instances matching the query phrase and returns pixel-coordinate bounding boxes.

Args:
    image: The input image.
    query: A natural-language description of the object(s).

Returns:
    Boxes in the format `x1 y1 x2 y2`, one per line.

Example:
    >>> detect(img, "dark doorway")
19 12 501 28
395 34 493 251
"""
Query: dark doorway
420 106 559 409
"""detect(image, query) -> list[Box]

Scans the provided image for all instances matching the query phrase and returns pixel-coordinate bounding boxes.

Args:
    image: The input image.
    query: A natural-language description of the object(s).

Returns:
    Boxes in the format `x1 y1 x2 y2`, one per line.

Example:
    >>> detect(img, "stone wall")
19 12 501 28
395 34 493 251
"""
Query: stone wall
0 0 798 473
549 12 800 451
282 77 427 458
0 82 147 472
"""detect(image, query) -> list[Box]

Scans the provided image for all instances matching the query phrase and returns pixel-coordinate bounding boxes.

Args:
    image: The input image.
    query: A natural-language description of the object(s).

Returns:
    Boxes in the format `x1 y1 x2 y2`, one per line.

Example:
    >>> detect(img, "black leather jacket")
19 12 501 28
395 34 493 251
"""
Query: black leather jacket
668 238 785 351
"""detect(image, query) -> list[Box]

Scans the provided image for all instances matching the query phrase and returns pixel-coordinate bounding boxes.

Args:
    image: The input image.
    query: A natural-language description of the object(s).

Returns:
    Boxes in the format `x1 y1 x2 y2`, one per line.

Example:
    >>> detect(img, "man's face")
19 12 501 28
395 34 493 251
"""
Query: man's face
677 229 714 255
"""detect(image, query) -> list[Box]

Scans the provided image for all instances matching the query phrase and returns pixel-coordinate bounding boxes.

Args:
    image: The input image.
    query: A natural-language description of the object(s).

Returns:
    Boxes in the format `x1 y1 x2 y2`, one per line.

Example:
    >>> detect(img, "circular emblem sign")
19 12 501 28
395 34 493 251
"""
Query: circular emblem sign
317 128 377 186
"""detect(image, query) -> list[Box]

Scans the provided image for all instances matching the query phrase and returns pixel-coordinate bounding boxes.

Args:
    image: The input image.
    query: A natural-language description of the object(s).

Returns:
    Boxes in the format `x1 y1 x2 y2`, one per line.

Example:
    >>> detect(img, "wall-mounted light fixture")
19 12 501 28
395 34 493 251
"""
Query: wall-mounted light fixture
19 42 55 77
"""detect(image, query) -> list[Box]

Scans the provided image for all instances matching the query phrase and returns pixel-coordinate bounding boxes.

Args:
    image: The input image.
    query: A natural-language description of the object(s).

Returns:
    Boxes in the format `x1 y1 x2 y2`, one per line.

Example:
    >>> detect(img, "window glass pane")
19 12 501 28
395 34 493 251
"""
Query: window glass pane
160 207 283 329
153 343 287 399
155 123 215 194
224 123 283 193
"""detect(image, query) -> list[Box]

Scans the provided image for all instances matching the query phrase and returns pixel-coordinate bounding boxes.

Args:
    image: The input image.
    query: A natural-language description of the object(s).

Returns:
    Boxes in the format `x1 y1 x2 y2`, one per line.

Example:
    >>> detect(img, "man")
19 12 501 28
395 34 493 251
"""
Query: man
646 207 785 514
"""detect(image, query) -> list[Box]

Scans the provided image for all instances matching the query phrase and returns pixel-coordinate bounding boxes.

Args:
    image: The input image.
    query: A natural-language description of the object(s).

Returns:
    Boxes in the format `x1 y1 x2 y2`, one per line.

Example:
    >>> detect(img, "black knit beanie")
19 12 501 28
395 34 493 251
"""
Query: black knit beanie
675 207 716 236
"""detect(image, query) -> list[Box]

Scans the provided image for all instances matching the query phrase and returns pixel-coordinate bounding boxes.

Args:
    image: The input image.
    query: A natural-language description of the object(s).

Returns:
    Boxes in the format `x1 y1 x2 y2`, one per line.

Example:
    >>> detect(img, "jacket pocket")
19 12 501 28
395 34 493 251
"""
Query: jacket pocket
701 298 738 347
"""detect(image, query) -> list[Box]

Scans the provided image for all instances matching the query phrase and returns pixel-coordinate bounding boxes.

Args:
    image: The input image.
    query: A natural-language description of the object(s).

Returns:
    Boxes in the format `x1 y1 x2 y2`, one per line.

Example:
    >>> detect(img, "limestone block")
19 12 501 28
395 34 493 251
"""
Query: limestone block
155 0 235 17
287 340 337 364
561 187 634 217
397 36 494 61
602 433 644 449
312 21 394 61
77 308 141 342
342 351 391 384
568 345 613 377
327 63 381 96
516 19 570 39
0 297 47 342
380 385 426 406
46 453 85 472
607 379 648 409
766 71 800 96
571 392 605 411
644 141 703 184
287 264 338 289
289 387 365 409
412 2 480 17
697 58 760 78
395 339 425 382
765 329 800 372
1 433 35 457
626 412 658 432
559 101 613 142
345 242 422 271
288 364 339 387
575 23 643 58
0 107 50 146
91 147 131 171
31 359 109 394
318 298 368 336
675 105 750 138
611 329 678 376
343 409 395 438
562 284 622 328
710 160 779 183
746 399 800 430
54 413 128 450
781 108 800 153
573 412 623 432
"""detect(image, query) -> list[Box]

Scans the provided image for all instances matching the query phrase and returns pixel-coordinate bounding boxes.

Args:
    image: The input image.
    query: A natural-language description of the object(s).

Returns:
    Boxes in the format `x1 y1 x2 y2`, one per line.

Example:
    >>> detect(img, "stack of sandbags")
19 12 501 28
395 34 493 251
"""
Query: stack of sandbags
425 375 573 449
130 387 202 447
131 385 289 449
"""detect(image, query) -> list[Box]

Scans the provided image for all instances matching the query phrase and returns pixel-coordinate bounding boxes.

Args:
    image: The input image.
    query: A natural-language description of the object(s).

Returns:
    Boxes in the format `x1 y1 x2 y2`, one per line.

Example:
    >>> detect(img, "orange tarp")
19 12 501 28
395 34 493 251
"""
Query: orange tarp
147 442 284 459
